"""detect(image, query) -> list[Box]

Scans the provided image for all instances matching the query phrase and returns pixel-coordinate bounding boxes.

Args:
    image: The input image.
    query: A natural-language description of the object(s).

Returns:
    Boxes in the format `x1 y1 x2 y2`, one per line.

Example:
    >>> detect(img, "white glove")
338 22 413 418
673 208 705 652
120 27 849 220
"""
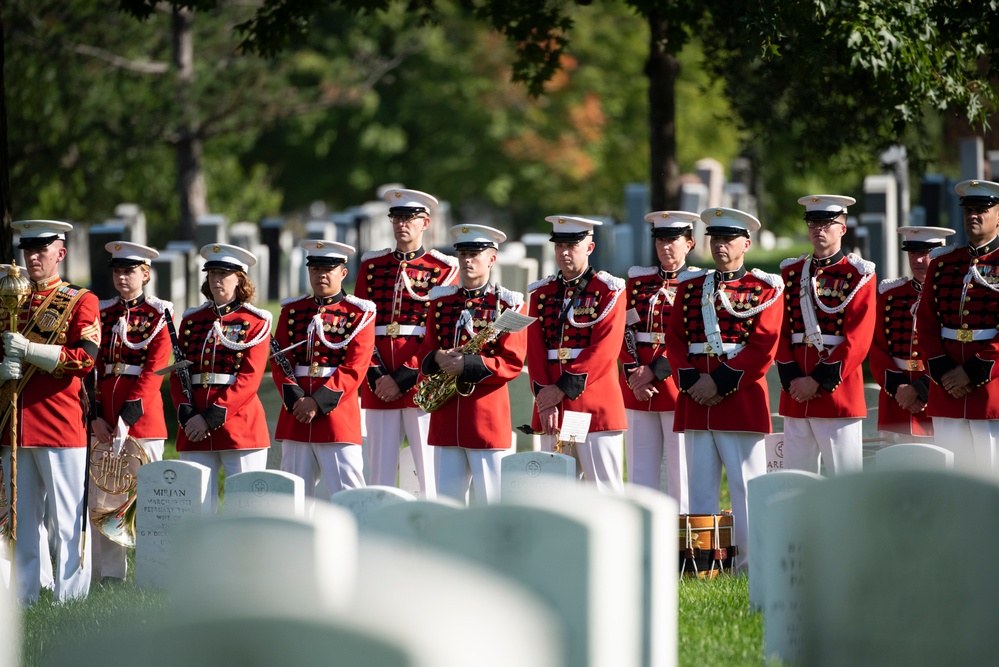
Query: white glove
0 357 23 381
112 417 130 456
3 331 29 359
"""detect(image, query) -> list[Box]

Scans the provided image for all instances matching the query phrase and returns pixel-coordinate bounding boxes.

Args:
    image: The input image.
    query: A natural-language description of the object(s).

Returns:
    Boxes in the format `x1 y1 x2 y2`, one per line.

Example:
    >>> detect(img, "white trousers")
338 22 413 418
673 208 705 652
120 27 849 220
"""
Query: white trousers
782 417 863 476
541 431 624 493
90 438 164 581
365 408 435 498
434 446 505 506
281 440 365 500
625 410 688 512
1 448 54 593
686 430 766 572
180 448 268 512
9 447 91 604
932 417 999 475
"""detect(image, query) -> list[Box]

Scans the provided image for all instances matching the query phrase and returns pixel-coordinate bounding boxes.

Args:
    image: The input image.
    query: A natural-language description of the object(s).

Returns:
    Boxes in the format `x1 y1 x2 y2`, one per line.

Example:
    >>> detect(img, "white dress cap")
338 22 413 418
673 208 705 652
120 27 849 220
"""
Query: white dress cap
105 241 159 267
644 210 698 237
896 226 955 251
383 188 439 215
300 240 355 266
199 243 257 272
449 224 507 250
544 215 602 242
13 220 73 249
797 194 856 221
954 179 999 206
700 207 761 237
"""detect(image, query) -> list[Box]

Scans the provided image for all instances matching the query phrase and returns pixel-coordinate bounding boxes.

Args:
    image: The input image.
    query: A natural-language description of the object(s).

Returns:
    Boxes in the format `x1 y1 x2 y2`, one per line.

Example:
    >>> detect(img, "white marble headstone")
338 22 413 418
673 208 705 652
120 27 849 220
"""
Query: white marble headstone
765 432 784 473
622 486 678 667
748 470 823 611
500 451 576 502
225 470 305 516
363 498 464 541
762 489 810 664
801 470 999 665
136 460 211 589
398 446 422 498
424 485 643 667
875 443 953 471
166 502 357 619
330 486 415 528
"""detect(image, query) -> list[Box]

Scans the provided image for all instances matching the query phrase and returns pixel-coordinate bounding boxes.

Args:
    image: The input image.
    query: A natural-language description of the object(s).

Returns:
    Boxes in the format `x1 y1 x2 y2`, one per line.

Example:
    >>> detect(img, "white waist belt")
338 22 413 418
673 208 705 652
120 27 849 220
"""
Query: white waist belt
687 342 745 357
294 365 339 378
791 333 846 346
893 357 925 372
374 325 425 336
191 373 237 386
941 327 997 342
635 332 666 344
547 348 583 361
104 363 142 377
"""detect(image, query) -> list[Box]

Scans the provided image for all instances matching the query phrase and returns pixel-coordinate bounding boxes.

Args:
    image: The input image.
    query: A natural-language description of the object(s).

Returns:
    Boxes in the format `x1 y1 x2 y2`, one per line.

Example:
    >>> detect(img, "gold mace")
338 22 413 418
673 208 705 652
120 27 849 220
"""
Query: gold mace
0 260 33 588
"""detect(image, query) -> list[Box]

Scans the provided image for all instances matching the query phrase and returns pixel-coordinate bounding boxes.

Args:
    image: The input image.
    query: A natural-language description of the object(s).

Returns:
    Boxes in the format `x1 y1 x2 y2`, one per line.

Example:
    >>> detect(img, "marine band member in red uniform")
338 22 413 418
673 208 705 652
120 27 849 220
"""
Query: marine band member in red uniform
354 188 458 497
620 211 697 510
869 227 954 442
2 220 100 603
916 179 999 472
418 225 527 504
526 215 627 492
272 241 376 499
172 244 271 510
777 195 876 475
664 208 784 570
91 241 171 581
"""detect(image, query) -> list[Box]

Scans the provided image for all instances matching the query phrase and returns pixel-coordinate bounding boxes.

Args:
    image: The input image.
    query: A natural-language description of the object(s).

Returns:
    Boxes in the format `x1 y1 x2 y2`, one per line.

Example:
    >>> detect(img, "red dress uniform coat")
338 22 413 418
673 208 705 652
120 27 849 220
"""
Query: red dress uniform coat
417 284 527 449
271 292 376 445
618 266 685 412
664 267 783 434
868 277 933 436
916 240 999 420
95 294 170 439
171 300 271 452
526 268 627 433
353 247 458 410
1 276 100 448
776 251 877 418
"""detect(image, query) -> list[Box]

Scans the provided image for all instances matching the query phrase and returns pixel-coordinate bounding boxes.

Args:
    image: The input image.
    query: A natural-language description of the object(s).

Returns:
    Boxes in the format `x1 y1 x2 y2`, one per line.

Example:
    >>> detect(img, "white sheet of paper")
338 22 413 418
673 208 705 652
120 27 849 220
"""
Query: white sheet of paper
494 308 536 333
558 411 591 445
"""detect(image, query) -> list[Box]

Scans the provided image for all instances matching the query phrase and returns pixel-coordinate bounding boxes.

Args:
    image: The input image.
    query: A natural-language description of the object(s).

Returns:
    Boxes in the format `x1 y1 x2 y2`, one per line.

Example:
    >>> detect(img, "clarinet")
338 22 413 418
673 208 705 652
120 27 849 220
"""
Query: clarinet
163 309 194 403
269 337 298 382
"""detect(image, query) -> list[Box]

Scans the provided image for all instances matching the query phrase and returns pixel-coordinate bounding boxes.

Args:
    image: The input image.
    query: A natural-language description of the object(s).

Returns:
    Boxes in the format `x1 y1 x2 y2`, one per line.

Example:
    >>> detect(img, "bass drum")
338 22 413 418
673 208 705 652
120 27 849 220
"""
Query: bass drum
678 512 738 579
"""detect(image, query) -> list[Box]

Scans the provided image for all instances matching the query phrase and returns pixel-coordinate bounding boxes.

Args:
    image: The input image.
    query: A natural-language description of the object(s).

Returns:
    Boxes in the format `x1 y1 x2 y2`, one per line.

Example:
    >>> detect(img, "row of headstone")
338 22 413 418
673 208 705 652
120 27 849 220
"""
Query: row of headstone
123 454 676 667
751 442 959 664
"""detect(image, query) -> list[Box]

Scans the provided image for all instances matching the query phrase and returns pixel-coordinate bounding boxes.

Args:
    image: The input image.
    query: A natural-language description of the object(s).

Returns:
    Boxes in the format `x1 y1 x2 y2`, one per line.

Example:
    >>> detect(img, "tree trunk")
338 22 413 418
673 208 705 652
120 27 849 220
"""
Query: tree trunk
172 7 205 241
645 13 680 212
0 2 13 261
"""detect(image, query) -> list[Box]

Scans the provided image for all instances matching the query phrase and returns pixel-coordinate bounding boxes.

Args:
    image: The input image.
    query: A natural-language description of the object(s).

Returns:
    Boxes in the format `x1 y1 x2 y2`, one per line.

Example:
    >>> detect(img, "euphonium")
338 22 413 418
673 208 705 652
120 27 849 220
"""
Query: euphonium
89 435 150 548
414 322 499 413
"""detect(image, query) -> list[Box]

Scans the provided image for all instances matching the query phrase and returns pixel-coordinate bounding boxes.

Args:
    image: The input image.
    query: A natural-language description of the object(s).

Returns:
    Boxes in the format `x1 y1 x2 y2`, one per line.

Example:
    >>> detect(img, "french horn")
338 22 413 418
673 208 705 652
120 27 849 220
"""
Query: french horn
89 435 150 548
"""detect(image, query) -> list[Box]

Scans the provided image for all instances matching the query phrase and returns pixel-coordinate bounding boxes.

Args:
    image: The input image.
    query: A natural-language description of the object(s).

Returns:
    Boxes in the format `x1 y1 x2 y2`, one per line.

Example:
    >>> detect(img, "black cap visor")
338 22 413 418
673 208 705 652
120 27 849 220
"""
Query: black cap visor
704 226 750 238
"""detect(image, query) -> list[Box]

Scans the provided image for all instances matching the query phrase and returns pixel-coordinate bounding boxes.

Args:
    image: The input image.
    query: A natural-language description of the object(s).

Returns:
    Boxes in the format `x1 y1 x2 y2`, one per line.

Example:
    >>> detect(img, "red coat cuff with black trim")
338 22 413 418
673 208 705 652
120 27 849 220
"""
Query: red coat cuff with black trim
311 386 343 415
555 371 587 400
963 356 995 388
649 356 672 382
459 355 492 384
710 364 743 397
178 404 199 426
282 384 306 411
202 404 227 431
678 367 699 392
810 361 843 393
883 369 906 398
119 398 143 427
391 366 419 394
776 360 803 392
912 376 930 403
928 355 958 384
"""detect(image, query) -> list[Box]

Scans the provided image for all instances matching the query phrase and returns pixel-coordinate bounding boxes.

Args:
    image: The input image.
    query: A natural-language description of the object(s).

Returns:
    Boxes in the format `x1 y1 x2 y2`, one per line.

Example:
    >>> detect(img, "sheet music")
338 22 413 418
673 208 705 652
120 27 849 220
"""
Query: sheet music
493 308 536 334
558 410 592 445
